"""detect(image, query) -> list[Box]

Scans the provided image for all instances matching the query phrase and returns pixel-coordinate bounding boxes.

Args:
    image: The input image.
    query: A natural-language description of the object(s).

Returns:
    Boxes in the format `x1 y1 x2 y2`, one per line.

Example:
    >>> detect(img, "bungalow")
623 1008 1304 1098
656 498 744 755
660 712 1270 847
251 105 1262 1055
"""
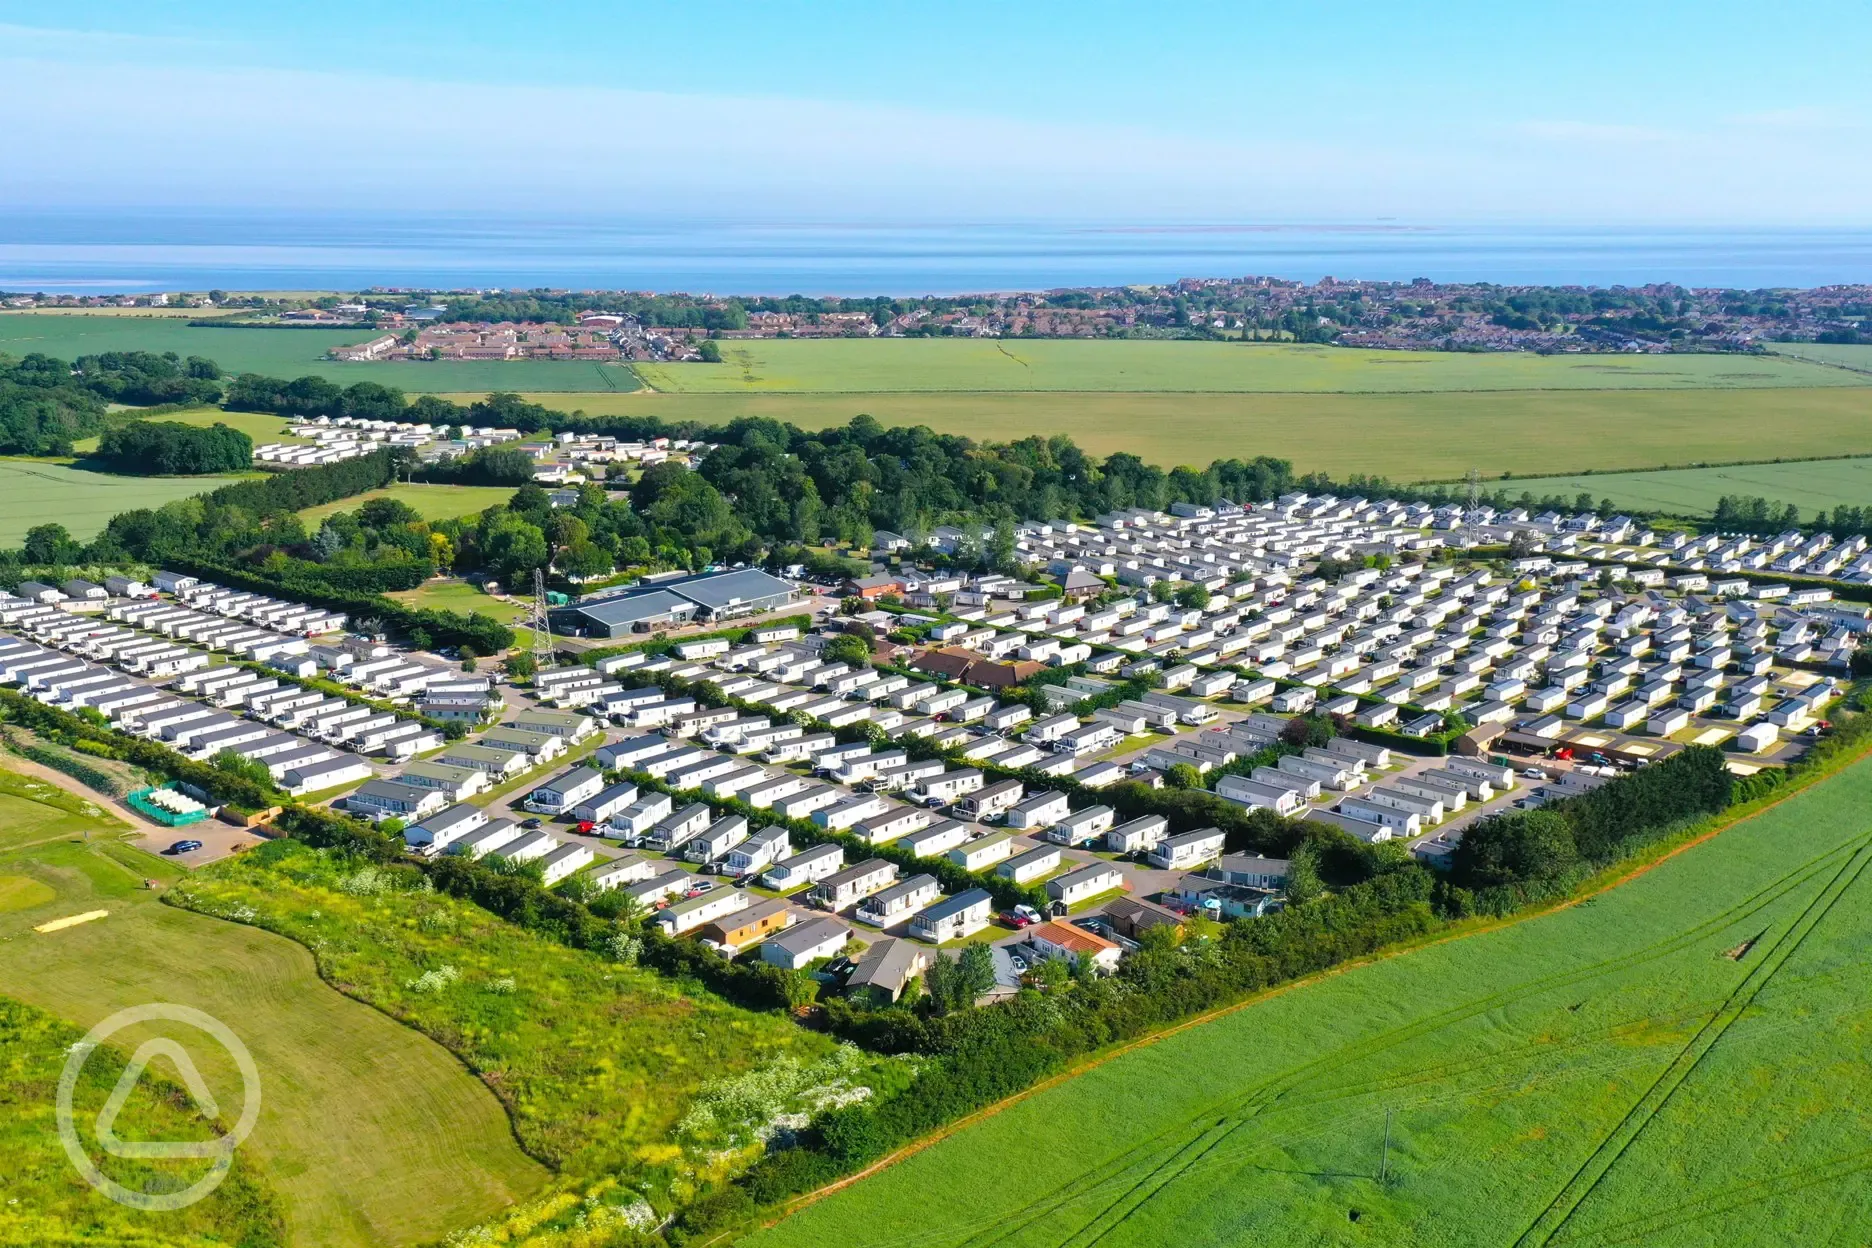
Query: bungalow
1211 854 1290 889
282 755 375 797
539 842 596 886
761 916 851 969
957 778 1024 820
450 819 523 859
527 766 605 814
646 802 713 851
403 803 488 855
763 843 845 890
845 936 933 1004
998 844 1063 885
1045 804 1115 846
725 825 791 875
1047 862 1125 906
686 815 751 863
573 781 641 824
1027 920 1121 973
1147 827 1226 871
588 854 658 891
856 874 942 925
949 834 1015 871
1105 814 1169 854
909 887 994 943
898 818 970 859
655 888 752 936
917 768 986 805
1007 790 1072 829
699 896 795 949
812 858 899 910
609 791 673 837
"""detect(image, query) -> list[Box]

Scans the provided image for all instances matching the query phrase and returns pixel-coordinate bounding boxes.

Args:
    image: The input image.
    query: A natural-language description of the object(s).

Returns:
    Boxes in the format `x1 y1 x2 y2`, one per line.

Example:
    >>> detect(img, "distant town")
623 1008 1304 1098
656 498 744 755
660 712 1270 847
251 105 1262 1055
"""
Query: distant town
7 276 1869 356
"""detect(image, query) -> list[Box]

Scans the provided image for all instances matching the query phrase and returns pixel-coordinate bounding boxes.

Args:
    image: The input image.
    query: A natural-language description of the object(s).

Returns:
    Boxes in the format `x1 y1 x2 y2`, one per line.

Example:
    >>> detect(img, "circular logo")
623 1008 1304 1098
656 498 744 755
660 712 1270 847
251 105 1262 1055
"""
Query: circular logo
56 1003 262 1211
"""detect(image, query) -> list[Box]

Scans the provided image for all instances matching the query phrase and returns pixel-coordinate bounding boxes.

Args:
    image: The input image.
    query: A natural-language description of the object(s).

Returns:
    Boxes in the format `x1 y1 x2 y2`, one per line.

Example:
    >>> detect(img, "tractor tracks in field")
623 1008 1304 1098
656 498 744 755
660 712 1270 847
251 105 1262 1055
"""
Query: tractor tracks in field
880 830 1872 1248
1512 839 1872 1247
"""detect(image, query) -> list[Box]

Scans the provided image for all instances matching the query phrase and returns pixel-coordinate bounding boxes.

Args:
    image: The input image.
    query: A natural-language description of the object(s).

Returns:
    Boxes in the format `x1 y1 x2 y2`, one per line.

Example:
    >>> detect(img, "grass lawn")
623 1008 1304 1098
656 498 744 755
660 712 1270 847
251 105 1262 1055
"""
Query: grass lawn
386 577 531 626
753 754 1872 1248
0 779 545 1248
300 483 519 525
1506 455 1872 516
0 315 642 393
451 386 1872 481
0 458 243 545
634 340 1858 395
1769 342 1872 376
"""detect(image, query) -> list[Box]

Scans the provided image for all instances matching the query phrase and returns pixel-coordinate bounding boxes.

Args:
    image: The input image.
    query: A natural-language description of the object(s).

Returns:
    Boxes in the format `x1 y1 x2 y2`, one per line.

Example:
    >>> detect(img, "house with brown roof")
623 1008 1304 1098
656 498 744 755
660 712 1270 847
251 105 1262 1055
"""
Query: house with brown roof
1027 919 1122 973
699 897 795 949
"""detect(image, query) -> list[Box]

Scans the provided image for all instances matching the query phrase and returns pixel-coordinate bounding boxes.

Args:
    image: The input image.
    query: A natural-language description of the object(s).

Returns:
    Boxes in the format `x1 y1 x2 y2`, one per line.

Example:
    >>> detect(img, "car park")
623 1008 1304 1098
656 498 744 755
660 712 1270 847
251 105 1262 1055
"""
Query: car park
163 839 204 855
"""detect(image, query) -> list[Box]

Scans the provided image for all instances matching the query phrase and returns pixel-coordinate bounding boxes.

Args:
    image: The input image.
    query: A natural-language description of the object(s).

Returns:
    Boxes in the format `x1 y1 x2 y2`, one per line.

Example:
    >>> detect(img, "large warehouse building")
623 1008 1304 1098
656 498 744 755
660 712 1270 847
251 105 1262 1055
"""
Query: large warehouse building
548 568 798 638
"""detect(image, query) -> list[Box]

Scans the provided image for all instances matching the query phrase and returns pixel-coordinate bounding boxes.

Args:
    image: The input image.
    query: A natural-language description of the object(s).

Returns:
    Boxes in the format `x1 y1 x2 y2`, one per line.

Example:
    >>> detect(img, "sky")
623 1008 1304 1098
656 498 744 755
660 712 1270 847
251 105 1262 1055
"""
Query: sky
1 1 1869 225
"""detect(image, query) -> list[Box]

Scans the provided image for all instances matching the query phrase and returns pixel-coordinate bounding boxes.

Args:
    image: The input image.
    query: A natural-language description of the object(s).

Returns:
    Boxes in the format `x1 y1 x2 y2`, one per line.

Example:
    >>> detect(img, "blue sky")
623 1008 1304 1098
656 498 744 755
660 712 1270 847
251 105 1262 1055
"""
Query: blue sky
1 1 1868 223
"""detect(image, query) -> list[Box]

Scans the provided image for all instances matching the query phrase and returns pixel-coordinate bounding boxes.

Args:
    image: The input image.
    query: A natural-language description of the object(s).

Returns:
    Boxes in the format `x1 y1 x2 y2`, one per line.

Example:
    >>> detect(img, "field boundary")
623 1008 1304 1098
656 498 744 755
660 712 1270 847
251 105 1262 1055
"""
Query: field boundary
1412 448 1872 487
759 734 1872 1232
617 380 1870 399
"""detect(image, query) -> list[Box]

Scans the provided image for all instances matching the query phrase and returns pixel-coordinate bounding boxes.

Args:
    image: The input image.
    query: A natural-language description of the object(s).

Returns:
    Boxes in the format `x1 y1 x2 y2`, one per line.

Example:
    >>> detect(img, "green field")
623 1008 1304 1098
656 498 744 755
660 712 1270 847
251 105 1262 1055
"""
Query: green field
1770 343 1872 376
0 775 546 1247
299 482 518 524
1508 456 1872 516
386 576 532 624
0 315 642 393
72 405 310 455
0 459 243 545
174 841 873 1205
0 993 285 1248
754 756 1872 1248
466 386 1872 481
637 339 1858 394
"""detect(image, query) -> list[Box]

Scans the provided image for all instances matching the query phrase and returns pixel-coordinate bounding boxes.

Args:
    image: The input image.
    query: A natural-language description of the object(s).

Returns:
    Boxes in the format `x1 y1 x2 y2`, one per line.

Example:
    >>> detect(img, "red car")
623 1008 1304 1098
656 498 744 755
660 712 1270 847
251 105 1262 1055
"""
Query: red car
576 820 596 834
1000 910 1036 929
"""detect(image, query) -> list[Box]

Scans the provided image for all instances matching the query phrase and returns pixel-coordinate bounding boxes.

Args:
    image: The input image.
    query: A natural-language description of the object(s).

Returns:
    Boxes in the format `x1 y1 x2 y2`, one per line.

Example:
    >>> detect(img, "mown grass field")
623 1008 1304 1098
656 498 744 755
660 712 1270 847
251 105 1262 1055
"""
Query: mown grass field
174 842 882 1210
299 482 517 524
386 577 532 625
1508 456 1872 516
753 755 1872 1248
0 315 642 393
637 339 1858 394
463 386 1872 480
72 406 310 455
0 776 546 1248
0 459 244 544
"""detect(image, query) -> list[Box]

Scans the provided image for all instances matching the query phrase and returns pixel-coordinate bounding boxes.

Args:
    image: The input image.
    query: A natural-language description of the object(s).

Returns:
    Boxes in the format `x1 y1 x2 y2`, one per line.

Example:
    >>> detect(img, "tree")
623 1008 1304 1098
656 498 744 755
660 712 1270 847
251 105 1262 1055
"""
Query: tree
1150 580 1177 603
21 523 80 565
697 339 722 363
956 941 996 1000
1284 839 1324 905
822 634 872 667
481 514 550 586
1025 956 1071 992
1452 809 1579 889
211 748 276 793
1174 583 1211 610
311 523 344 561
1164 762 1204 790
505 652 537 680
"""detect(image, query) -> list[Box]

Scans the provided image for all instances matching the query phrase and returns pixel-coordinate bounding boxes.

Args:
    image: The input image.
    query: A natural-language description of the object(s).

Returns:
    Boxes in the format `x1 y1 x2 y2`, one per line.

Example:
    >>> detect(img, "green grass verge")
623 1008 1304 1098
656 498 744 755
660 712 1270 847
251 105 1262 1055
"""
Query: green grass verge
634 340 1858 394
0 459 244 545
448 385 1872 481
751 753 1872 1248
0 779 544 1248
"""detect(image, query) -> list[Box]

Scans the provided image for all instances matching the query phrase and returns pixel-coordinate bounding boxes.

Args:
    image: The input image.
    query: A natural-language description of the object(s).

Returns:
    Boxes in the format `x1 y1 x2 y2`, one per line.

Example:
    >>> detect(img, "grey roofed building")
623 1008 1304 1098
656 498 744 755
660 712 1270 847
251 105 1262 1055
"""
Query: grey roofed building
549 568 798 639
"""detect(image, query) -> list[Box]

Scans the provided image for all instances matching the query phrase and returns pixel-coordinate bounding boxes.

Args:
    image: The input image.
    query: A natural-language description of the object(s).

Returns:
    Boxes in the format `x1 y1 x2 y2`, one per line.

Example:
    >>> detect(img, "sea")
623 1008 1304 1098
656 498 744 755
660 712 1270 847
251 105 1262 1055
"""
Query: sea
2 210 1870 296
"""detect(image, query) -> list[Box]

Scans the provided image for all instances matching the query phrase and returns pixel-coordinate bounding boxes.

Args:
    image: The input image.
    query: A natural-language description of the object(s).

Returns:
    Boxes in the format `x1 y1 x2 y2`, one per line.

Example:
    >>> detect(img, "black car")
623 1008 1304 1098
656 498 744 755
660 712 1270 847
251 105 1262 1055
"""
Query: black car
163 839 205 855
520 817 543 830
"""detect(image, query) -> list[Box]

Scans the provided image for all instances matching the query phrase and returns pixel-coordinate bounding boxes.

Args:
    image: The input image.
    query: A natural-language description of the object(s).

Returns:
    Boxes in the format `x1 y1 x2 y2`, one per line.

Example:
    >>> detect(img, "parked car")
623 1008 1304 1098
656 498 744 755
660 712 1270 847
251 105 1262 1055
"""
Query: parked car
521 817 543 830
163 839 204 855
1008 954 1029 974
1522 767 1550 780
576 820 596 834
1001 910 1035 928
